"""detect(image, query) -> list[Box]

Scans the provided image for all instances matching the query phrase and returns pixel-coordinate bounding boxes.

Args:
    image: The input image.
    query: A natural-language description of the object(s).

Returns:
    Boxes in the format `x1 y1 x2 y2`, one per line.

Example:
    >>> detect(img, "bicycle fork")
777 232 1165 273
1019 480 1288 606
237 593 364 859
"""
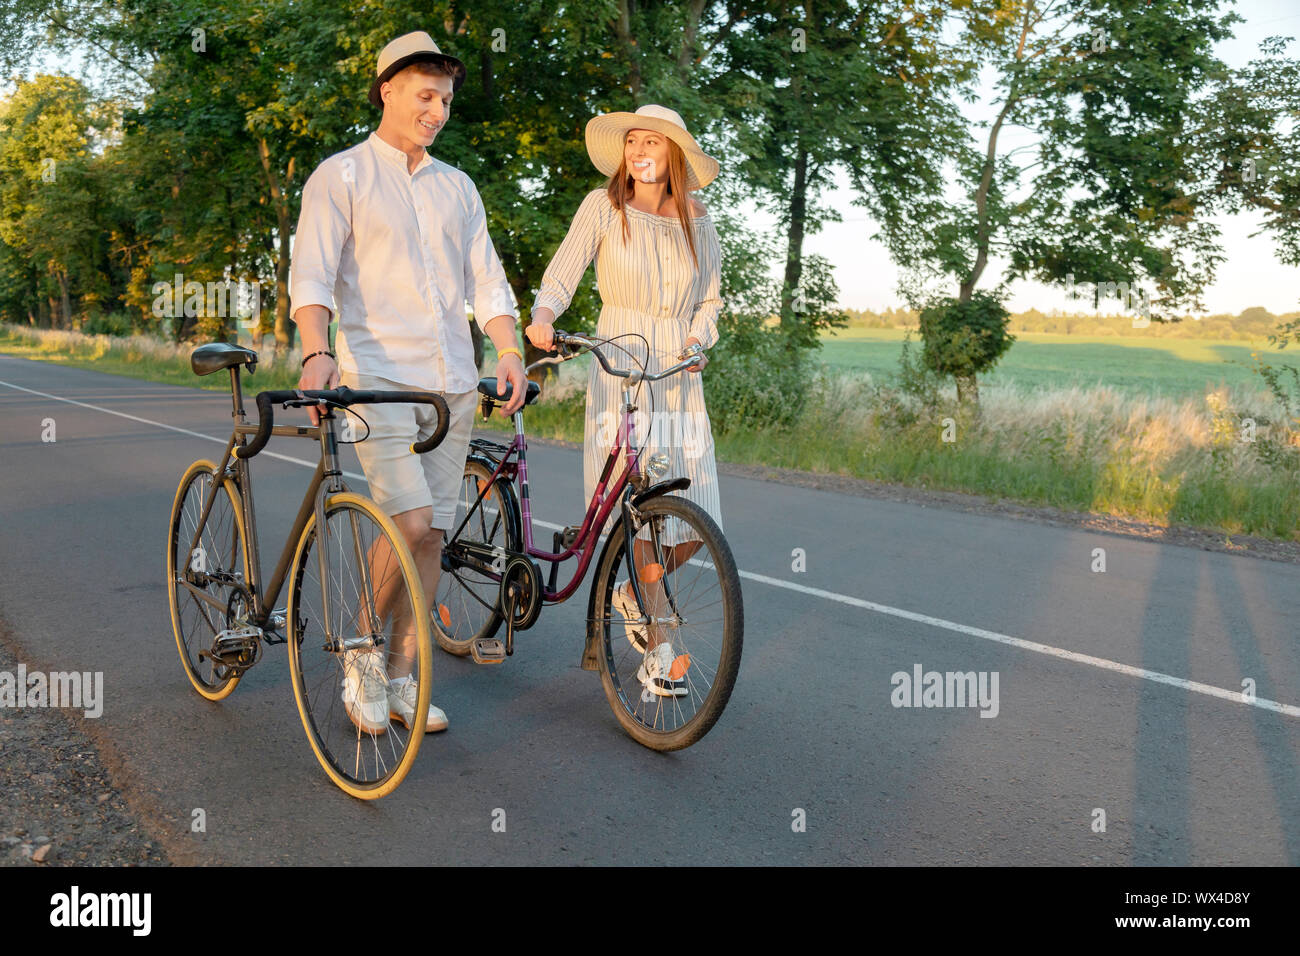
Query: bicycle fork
312 411 383 656
619 492 685 630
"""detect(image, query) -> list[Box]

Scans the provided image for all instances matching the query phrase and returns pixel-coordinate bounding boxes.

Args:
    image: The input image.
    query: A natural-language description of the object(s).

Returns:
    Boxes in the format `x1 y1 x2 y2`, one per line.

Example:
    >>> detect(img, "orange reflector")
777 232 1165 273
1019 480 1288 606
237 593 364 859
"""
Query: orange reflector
438 604 451 628
669 654 691 681
639 563 664 582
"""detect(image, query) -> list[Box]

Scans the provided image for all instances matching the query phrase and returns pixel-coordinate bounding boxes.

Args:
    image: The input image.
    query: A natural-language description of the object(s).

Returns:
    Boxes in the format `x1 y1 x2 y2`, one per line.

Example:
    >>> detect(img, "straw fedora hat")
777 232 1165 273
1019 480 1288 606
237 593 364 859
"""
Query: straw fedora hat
585 104 719 191
368 31 466 108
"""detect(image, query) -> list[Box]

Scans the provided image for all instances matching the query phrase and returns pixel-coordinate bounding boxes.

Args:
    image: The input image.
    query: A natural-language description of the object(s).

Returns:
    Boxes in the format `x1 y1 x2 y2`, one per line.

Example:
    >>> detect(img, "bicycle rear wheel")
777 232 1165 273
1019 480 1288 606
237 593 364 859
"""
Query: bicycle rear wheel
431 457 520 656
166 459 251 701
593 494 742 751
287 492 432 800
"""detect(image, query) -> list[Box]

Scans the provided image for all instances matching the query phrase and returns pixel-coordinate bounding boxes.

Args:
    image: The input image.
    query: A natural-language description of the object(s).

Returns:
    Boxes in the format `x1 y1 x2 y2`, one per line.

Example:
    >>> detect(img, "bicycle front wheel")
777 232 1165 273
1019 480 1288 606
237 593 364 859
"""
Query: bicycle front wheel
287 492 432 800
593 494 743 751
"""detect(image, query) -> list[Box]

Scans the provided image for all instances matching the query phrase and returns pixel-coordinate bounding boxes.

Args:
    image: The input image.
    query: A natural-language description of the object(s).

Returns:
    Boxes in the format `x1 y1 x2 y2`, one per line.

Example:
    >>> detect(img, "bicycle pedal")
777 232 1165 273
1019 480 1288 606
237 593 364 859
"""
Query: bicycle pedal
470 637 508 665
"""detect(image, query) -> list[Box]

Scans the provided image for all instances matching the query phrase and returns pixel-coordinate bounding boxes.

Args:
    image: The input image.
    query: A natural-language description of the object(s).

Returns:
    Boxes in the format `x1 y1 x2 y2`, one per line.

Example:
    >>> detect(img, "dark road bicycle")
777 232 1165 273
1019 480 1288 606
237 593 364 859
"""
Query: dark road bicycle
166 342 449 799
433 330 743 751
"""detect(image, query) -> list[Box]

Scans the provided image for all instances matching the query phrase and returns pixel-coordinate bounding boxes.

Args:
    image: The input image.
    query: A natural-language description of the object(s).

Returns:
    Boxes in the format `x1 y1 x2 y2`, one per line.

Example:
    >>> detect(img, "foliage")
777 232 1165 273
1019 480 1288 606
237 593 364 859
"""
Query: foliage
916 291 1013 401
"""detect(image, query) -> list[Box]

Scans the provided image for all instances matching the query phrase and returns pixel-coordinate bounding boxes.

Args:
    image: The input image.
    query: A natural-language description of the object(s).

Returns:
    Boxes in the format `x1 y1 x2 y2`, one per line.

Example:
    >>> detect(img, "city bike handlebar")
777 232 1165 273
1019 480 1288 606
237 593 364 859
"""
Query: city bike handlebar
527 330 703 382
236 387 450 460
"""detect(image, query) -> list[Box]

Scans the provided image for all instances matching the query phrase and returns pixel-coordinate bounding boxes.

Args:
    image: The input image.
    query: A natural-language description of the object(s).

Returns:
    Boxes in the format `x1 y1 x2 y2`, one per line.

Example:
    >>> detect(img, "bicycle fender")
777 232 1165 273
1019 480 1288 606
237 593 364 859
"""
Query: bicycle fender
631 476 691 510
467 453 522 547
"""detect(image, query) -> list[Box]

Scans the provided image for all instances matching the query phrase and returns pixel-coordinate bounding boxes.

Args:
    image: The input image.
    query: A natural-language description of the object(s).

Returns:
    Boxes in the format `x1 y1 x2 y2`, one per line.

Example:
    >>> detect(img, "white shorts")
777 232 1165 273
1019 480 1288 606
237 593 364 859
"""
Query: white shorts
339 370 478 531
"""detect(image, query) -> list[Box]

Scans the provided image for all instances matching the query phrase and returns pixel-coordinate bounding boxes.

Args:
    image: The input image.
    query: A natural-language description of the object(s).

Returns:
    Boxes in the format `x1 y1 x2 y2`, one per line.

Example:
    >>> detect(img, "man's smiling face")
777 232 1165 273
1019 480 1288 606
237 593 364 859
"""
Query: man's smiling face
382 67 454 150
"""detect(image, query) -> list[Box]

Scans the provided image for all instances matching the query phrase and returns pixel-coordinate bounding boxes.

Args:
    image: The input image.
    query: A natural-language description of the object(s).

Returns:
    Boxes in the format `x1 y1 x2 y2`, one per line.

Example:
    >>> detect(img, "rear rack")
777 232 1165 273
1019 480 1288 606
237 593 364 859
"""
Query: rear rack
469 437 513 460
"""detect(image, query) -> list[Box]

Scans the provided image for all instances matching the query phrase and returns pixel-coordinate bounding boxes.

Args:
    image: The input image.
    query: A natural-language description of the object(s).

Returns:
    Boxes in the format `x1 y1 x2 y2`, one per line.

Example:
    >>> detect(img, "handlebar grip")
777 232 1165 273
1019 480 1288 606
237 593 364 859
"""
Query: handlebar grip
236 391 276 459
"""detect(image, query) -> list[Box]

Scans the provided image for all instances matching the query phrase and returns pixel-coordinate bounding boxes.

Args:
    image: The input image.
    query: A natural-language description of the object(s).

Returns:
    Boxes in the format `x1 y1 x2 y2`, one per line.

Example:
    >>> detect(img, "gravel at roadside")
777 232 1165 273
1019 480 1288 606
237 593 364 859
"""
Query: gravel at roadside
0 621 166 867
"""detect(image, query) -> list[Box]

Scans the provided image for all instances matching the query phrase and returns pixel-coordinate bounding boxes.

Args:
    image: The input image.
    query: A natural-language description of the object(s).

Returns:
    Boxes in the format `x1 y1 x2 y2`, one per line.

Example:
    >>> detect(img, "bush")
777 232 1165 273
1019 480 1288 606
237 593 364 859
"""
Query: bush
80 311 133 337
703 328 810 433
918 292 1014 377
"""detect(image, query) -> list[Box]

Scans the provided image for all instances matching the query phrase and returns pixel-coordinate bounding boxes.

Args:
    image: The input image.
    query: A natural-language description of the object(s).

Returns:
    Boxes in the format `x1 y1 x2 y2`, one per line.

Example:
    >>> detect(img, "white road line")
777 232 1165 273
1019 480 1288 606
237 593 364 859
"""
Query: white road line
733 568 1300 718
4 375 1297 719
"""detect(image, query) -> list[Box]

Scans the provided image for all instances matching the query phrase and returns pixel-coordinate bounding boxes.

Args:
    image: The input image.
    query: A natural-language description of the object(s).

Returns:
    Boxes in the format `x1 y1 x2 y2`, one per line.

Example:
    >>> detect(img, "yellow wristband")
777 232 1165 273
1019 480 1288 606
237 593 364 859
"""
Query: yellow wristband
497 347 523 362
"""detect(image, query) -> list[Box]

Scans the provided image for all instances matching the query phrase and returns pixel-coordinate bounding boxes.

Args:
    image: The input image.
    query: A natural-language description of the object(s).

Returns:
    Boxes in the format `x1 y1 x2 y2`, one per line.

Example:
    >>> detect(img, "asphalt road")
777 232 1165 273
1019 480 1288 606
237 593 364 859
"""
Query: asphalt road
1 353 1297 865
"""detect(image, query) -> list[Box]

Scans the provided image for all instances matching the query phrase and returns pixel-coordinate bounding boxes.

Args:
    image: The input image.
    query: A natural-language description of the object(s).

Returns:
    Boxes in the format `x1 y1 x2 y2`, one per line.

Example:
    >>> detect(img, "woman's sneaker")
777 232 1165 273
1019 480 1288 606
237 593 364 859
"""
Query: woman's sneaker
387 674 449 733
637 642 689 698
611 580 648 653
341 648 389 734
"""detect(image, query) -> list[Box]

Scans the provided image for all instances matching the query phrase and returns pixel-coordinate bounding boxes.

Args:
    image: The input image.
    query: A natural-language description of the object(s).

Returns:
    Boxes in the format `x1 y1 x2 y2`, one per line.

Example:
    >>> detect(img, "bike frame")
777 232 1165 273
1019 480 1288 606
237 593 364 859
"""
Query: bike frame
446 380 650 605
175 366 351 636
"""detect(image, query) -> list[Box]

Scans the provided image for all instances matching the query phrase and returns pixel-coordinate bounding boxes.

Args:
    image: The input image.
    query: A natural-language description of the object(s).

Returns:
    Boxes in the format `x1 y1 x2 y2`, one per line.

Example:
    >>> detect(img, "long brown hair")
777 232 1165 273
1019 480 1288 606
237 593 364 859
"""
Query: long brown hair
605 137 699 268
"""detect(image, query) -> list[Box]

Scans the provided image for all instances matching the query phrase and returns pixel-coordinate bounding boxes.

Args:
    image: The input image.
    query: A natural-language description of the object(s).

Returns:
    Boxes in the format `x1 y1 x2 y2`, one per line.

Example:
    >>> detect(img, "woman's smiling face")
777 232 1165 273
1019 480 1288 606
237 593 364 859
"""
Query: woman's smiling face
625 128 669 183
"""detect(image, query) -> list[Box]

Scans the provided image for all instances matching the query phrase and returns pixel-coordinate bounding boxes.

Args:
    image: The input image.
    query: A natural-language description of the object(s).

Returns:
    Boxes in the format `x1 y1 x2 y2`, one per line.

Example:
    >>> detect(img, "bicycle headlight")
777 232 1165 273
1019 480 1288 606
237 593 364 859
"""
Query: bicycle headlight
646 453 670 481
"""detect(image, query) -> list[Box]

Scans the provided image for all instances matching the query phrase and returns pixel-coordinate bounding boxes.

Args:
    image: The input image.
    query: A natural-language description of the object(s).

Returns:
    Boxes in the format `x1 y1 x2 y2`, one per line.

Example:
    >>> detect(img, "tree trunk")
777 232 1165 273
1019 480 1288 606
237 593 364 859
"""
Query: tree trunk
780 143 808 332
676 0 709 78
470 318 485 371
273 242 292 355
615 0 643 101
955 373 979 406
57 269 72 329
257 137 296 358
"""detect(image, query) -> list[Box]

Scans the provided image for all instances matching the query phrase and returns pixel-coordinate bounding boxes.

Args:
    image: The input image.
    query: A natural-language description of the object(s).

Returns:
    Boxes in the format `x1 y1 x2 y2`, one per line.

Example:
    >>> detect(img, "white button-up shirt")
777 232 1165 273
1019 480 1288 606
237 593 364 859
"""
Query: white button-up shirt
289 132 516 392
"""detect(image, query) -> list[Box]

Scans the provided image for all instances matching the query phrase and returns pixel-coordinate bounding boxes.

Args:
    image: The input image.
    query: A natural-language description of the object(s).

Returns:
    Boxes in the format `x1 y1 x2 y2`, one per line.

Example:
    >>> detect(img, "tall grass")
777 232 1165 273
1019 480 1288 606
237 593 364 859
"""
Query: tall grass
710 365 1300 539
0 323 303 390
5 322 1298 540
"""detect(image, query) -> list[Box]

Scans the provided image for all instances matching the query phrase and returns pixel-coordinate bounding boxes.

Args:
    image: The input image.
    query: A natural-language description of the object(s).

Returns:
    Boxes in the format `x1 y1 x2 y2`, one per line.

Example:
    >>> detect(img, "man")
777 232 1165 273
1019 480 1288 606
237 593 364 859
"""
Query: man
289 31 527 736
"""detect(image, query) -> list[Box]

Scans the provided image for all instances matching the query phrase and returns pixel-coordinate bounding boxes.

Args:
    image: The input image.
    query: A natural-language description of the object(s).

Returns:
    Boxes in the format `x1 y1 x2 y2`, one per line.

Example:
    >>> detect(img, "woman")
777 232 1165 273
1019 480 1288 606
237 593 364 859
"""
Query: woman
526 103 724 699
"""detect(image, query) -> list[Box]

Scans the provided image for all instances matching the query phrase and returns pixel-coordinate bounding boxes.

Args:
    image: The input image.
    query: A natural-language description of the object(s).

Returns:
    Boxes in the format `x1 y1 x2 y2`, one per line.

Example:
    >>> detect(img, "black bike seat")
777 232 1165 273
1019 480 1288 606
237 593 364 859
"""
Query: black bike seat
477 377 540 406
191 342 258 376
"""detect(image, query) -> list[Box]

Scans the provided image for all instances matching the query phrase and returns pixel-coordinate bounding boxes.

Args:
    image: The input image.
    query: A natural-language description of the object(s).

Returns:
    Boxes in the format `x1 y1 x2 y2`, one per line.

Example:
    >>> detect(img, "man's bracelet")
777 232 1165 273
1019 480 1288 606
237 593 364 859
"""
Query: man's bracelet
301 350 336 368
497 347 524 362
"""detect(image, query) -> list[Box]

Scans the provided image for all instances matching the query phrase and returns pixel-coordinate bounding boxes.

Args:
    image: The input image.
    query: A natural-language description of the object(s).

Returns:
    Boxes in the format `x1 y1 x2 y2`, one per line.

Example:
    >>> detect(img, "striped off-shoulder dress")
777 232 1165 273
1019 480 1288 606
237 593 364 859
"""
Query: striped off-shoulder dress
533 187 724 545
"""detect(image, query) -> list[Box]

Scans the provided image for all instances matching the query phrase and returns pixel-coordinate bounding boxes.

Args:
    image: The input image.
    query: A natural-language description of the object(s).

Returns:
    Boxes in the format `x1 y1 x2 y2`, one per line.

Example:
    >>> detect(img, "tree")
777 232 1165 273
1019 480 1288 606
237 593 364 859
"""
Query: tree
714 2 969 353
1196 36 1300 418
879 0 1244 403
0 75 108 328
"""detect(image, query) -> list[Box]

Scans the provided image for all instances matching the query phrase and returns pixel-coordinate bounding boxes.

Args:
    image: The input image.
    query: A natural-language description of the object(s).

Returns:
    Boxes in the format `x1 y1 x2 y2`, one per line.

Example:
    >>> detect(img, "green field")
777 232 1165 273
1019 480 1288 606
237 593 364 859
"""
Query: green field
819 327 1285 397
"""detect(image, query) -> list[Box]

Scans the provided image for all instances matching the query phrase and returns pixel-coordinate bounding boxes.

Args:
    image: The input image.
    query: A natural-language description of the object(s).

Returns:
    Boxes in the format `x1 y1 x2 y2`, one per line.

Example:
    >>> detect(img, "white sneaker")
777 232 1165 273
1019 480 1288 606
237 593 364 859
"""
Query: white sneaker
387 675 448 733
611 580 648 653
341 648 390 734
637 642 688 698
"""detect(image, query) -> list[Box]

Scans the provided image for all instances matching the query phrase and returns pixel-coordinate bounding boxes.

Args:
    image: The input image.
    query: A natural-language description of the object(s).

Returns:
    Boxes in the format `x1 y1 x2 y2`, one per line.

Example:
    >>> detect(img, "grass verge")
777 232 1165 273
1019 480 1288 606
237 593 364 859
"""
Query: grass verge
4 323 1297 541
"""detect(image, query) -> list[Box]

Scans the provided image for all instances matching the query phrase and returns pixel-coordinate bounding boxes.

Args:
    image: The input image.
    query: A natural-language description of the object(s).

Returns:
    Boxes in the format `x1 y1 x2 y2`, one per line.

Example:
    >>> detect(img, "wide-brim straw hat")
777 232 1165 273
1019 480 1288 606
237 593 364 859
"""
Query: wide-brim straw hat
369 31 466 108
585 104 719 191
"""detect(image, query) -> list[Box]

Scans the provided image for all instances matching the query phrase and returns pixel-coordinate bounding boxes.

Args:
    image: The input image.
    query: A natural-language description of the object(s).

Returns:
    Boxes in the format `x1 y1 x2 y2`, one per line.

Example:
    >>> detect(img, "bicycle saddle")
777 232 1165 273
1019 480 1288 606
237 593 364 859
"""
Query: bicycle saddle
191 342 258 376
477 377 541 406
